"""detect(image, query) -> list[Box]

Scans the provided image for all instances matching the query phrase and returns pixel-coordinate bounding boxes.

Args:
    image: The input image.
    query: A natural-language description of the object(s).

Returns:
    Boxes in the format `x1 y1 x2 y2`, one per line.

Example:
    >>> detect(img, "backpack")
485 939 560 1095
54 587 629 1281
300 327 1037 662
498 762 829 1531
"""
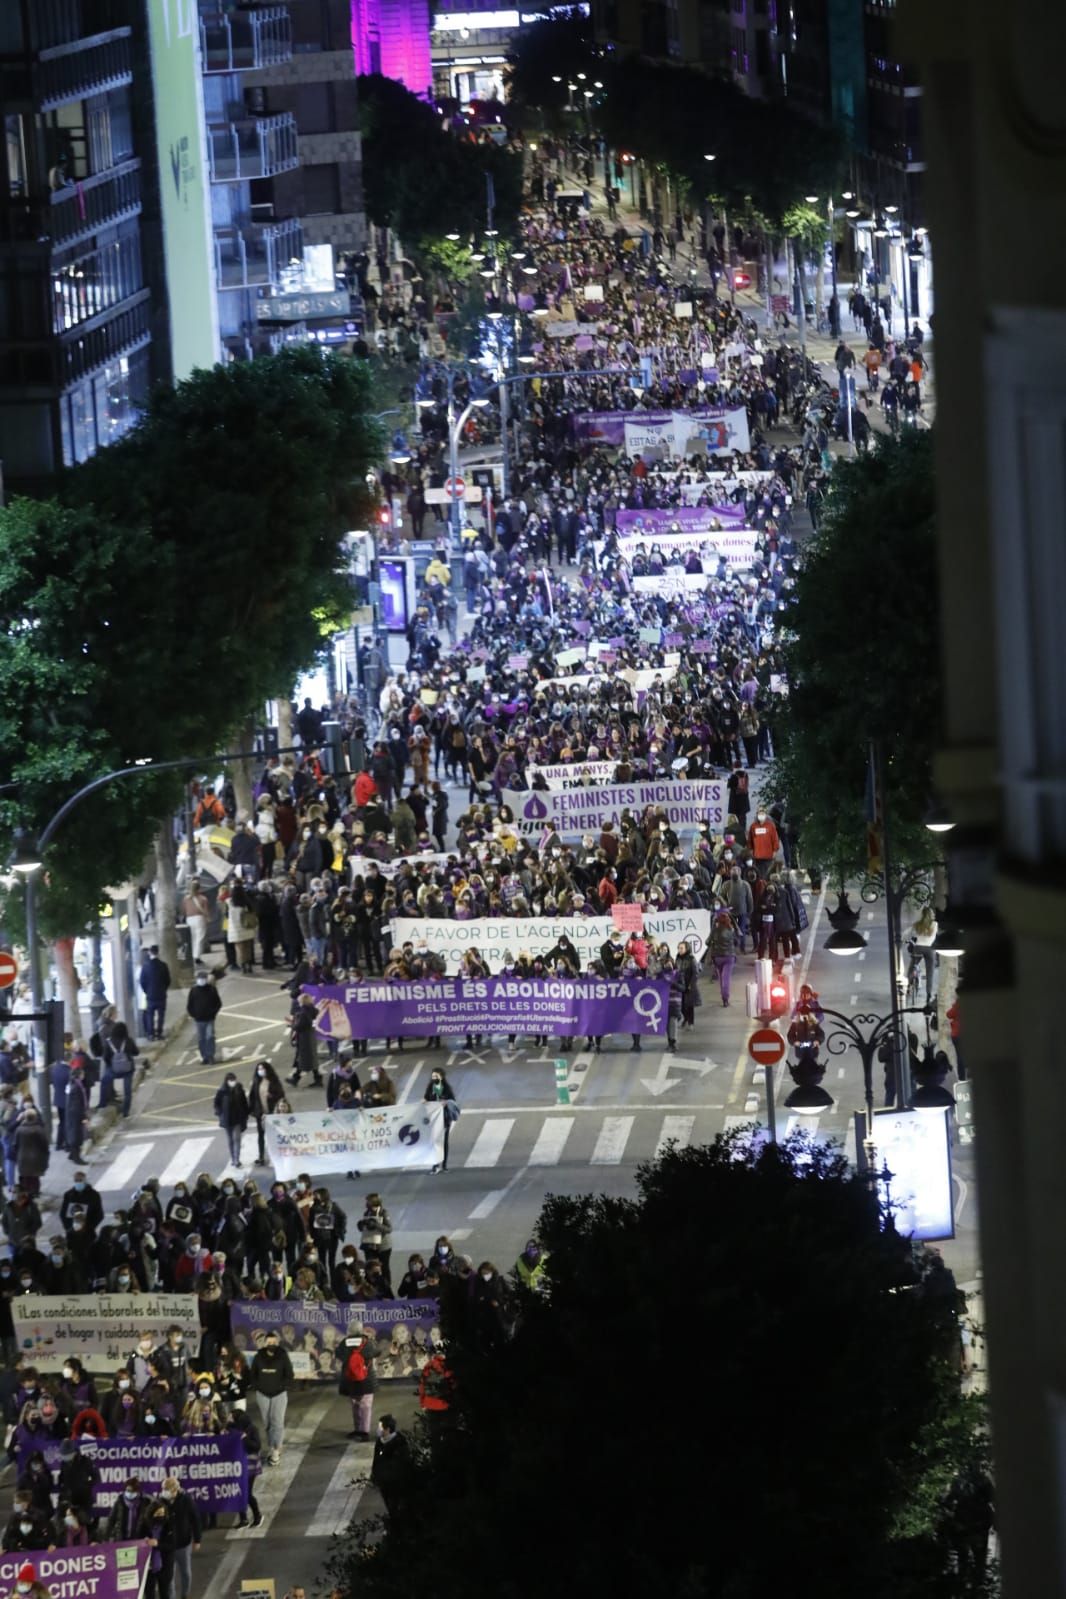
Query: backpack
111 1049 133 1079
345 1343 368 1384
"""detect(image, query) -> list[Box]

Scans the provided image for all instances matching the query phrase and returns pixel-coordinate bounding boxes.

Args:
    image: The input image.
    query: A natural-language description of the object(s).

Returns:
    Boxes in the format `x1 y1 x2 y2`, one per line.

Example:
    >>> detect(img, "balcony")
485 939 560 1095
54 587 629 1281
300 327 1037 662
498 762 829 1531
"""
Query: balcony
36 31 132 108
207 115 299 182
214 217 302 291
28 0 132 51
50 159 141 249
200 8 292 73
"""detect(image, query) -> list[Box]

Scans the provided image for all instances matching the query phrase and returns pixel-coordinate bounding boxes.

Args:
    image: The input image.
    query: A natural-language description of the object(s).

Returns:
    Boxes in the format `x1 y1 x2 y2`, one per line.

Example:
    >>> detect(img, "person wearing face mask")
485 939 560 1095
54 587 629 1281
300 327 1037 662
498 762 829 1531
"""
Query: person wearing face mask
338 1323 376 1440
57 1357 96 1415
331 1246 364 1301
15 1449 54 1518
9 1561 51 1598
430 1235 456 1275
173 1234 214 1293
57 1435 99 1525
370 1413 412 1521
2 1496 53 1555
356 1195 392 1293
247 1060 285 1167
423 1069 458 1174
151 1325 190 1394
186 970 222 1065
248 1327 294 1466
138 1495 177 1599
180 1375 223 1436
43 1235 88 1295
1 1188 42 1250
287 993 323 1088
59 1171 103 1238
747 806 780 879
213 1075 250 1169
359 1064 396 1110
105 1475 149 1542
100 1368 136 1431
470 1261 509 1352
309 1186 346 1274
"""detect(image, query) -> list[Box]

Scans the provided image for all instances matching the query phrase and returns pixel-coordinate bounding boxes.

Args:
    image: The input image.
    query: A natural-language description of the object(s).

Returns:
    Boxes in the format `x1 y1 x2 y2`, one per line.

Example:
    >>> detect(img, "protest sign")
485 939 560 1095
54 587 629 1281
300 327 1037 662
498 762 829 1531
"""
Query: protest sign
265 1104 445 1179
506 653 529 672
555 646 586 668
391 910 711 969
350 852 451 885
503 780 725 839
544 319 600 338
612 903 645 934
305 978 669 1043
616 505 746 534
528 760 620 789
620 526 758 570
571 406 749 454
229 1298 441 1382
23 1435 249 1513
12 1293 200 1370
0 1542 149 1599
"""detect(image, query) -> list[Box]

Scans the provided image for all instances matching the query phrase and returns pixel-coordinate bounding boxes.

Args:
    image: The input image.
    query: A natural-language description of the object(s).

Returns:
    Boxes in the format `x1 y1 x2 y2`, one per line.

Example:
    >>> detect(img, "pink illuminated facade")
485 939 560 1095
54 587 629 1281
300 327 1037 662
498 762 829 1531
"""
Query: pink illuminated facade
351 0 433 96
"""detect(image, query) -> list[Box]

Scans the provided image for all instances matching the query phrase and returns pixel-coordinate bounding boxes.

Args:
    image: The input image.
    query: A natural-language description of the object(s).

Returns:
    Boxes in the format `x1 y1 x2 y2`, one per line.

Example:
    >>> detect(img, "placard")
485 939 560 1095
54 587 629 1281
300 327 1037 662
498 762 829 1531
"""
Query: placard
11 1294 201 1369
611 903 645 934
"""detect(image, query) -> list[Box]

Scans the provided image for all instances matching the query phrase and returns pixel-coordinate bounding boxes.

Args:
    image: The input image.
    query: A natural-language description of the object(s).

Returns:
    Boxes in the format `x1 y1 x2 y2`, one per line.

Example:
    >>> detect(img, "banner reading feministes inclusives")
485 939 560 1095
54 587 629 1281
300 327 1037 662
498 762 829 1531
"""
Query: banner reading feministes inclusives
230 1298 441 1381
22 1434 248 1513
265 1104 445 1180
502 780 726 839
392 911 712 970
12 1293 201 1369
305 977 671 1043
0 1541 150 1599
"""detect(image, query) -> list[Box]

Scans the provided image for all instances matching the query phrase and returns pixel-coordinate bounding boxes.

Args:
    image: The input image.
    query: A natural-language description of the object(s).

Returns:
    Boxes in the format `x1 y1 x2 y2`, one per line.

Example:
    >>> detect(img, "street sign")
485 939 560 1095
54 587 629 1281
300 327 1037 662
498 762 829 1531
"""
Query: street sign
444 475 465 500
748 1028 785 1066
733 270 752 289
0 952 18 990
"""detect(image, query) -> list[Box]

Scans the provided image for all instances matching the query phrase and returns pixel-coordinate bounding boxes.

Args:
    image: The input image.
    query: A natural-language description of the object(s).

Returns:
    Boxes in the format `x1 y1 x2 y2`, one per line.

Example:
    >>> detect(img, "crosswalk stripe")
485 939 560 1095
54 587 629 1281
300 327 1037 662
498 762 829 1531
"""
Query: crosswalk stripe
95 1143 154 1192
226 1392 334 1540
724 1114 756 1131
590 1115 634 1165
304 1440 374 1537
157 1137 213 1187
463 1118 514 1169
654 1115 695 1158
528 1119 574 1166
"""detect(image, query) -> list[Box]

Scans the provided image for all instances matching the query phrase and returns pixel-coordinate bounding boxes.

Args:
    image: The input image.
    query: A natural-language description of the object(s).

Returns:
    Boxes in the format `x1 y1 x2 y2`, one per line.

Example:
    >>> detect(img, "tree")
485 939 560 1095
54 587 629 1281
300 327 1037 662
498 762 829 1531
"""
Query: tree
768 429 942 882
327 1134 994 1598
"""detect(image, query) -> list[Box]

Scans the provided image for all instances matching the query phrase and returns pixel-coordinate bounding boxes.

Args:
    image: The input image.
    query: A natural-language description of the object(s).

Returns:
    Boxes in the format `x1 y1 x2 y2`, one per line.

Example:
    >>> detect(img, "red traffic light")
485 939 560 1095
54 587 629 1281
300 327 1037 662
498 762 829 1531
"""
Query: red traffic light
378 506 391 526
769 978 789 1017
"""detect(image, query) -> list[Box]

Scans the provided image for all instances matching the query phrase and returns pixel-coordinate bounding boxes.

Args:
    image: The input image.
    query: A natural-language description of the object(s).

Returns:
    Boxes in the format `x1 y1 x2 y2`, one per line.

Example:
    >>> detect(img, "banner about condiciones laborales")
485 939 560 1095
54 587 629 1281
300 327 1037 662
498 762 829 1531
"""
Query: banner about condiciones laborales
0 1541 150 1599
12 1293 201 1369
391 910 711 970
265 1104 446 1179
21 1434 248 1512
305 977 671 1043
502 779 726 838
230 1298 441 1381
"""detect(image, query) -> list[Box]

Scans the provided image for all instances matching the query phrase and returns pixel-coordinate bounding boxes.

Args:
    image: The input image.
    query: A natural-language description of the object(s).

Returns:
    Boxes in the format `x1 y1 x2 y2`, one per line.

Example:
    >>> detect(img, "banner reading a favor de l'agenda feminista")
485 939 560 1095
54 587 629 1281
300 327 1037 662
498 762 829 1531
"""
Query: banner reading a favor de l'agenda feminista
0 1541 150 1599
392 910 712 970
305 977 670 1043
12 1292 201 1369
265 1103 446 1180
22 1434 248 1512
230 1297 441 1381
503 780 726 839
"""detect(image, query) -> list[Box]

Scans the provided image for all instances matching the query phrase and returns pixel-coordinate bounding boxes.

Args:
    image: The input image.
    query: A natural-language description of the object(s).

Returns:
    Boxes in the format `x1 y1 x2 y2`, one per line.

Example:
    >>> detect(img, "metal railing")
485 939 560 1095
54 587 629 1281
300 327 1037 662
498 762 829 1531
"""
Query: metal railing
206 114 299 182
28 0 132 52
36 31 132 108
199 7 292 73
49 158 141 248
214 217 302 290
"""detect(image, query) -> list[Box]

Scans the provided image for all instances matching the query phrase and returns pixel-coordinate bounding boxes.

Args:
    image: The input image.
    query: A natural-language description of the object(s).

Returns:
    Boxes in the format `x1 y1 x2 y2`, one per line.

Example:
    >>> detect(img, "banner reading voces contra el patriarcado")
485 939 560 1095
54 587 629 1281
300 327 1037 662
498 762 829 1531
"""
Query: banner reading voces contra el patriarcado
229 1297 441 1381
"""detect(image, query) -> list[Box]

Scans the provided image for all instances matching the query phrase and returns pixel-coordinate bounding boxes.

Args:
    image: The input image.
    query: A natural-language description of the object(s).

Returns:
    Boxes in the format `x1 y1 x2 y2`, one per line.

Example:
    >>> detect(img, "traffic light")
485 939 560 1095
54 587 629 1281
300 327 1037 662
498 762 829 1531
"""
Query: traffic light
45 998 64 1066
768 974 790 1019
378 505 391 528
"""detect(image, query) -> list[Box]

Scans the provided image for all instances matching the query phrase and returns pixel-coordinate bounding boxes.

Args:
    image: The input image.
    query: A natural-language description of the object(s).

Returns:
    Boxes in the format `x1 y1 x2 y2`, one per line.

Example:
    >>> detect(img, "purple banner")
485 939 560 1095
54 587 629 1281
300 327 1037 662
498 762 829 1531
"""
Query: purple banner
306 977 670 1041
572 406 740 446
616 505 747 535
230 1298 441 1382
0 1543 150 1599
21 1434 248 1512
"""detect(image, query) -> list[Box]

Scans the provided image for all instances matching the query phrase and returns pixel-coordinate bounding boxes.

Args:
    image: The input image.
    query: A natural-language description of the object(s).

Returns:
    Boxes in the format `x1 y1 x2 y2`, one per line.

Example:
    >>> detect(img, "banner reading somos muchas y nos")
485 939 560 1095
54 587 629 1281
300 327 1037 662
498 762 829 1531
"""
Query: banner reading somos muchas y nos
12 1293 201 1369
0 1541 150 1599
502 780 726 839
305 978 670 1044
265 1104 446 1180
390 911 712 970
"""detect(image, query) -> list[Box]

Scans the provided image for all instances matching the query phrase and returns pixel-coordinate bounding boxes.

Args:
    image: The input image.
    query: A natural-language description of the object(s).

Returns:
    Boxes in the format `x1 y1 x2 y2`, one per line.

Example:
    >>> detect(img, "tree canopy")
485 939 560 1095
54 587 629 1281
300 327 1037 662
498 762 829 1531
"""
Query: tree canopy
769 428 942 880
0 348 380 941
328 1134 994 1599
357 74 522 251
505 19 842 224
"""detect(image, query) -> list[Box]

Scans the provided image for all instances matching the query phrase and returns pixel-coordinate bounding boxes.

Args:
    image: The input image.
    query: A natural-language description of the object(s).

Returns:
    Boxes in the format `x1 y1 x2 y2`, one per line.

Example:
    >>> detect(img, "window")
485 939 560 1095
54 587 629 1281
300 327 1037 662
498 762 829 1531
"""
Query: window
61 346 148 466
52 225 143 334
5 115 27 198
86 87 133 174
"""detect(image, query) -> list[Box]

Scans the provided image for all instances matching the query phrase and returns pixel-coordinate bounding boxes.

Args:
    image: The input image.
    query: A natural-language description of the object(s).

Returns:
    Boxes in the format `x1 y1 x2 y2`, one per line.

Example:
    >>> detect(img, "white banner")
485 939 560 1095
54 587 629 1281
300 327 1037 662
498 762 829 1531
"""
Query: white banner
619 527 758 570
350 852 451 884
529 760 620 789
503 779 726 838
11 1294 201 1369
624 415 678 458
544 319 600 338
392 910 712 969
265 1105 445 1180
633 572 709 596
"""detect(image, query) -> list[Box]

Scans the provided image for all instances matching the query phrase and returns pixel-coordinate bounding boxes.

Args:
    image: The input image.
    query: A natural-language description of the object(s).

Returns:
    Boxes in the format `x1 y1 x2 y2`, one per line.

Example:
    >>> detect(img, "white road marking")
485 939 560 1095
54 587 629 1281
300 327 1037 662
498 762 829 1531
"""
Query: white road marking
654 1115 695 1157
157 1137 213 1187
463 1119 515 1169
528 1118 575 1166
590 1115 634 1165
468 1168 526 1220
225 1392 334 1541
395 1061 421 1107
96 1143 154 1192
304 1440 375 1537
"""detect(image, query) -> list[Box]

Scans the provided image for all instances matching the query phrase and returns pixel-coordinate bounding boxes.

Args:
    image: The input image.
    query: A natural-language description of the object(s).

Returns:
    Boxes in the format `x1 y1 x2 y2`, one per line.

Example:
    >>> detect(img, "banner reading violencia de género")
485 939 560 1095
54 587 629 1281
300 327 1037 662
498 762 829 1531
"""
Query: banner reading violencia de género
230 1297 441 1381
502 779 726 839
21 1435 248 1513
305 977 670 1044
0 1541 150 1599
265 1104 445 1180
391 910 712 971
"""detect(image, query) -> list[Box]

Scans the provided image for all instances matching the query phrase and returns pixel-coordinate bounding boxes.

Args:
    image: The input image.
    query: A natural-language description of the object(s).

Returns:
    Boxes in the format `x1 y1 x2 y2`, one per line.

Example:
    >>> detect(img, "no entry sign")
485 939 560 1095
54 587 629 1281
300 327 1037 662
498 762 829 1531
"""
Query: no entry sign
0 952 17 990
445 475 465 500
748 1028 785 1066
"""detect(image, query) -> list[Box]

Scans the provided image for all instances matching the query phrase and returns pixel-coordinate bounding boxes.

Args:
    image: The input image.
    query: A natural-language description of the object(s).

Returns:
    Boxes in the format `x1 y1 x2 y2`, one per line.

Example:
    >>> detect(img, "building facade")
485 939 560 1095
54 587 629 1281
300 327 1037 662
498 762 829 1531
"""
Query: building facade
0 0 159 491
350 0 432 96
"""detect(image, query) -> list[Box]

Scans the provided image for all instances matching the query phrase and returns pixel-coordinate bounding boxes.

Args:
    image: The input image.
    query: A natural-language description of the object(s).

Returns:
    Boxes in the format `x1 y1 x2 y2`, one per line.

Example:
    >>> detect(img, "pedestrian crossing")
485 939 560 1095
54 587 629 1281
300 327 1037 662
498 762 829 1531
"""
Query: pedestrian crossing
89 1109 853 1194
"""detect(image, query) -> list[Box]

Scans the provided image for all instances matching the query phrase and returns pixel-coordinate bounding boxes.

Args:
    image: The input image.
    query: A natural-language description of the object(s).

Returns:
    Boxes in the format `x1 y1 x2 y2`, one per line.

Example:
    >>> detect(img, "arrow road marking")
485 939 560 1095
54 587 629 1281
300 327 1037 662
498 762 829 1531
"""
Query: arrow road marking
639 1051 716 1097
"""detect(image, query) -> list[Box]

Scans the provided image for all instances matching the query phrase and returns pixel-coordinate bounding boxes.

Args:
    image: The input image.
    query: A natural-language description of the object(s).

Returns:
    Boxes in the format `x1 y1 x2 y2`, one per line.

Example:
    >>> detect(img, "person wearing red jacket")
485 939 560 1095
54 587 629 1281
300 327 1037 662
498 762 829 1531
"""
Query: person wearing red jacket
353 770 378 810
747 807 780 878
